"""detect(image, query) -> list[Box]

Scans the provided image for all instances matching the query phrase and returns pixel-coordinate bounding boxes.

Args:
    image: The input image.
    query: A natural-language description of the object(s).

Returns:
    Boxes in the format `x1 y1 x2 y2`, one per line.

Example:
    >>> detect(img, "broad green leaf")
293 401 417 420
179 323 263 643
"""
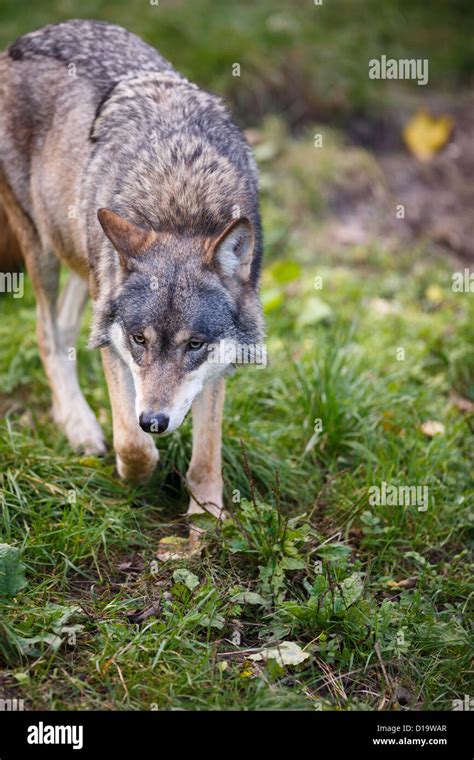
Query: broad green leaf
316 544 351 562
172 569 200 591
0 544 27 598
340 573 364 607
199 613 225 630
230 591 269 606
16 634 63 657
280 557 306 570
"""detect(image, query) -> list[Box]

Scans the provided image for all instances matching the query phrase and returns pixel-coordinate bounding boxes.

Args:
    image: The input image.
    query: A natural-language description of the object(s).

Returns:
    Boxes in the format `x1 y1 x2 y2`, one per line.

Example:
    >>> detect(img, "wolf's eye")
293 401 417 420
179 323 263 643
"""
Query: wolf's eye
188 339 205 351
131 333 146 345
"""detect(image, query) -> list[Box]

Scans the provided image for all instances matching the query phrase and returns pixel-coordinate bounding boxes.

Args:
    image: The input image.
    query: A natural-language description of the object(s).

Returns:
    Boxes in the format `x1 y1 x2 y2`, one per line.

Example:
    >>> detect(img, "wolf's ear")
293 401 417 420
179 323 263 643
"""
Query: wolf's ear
207 218 254 281
97 208 157 269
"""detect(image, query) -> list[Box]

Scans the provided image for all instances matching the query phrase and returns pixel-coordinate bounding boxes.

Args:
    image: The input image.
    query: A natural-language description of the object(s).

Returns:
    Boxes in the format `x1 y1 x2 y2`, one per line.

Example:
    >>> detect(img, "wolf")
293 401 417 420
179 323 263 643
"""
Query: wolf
0 20 264 523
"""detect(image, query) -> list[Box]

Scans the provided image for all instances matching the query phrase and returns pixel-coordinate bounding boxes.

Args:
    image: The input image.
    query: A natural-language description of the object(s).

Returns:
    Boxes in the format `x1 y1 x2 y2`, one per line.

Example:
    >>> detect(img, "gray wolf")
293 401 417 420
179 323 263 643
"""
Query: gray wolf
0 20 264 524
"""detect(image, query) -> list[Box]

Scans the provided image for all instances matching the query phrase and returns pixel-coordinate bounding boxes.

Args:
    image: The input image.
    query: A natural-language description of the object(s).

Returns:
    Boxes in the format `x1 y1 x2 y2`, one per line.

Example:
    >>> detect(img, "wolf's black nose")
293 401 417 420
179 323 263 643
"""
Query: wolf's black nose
139 412 169 434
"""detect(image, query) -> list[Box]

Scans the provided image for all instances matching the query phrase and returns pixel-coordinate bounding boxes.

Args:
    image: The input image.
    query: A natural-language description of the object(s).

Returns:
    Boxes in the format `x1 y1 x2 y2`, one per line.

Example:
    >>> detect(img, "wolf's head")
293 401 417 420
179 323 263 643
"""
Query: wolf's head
90 209 264 434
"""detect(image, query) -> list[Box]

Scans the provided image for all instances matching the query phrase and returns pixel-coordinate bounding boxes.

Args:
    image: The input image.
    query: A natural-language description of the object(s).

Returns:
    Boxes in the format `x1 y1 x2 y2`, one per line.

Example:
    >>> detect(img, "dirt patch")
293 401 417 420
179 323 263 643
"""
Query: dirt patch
343 93 474 261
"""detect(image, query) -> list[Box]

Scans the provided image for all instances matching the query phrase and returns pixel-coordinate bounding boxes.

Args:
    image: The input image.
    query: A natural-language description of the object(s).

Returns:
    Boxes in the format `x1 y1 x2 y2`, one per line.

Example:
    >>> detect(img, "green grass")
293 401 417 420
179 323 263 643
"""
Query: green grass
0 0 473 712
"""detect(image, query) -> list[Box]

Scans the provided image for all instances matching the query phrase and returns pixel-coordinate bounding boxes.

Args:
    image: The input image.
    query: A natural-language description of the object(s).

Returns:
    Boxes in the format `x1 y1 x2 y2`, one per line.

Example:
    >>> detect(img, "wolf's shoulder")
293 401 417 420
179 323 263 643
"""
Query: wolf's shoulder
8 19 174 86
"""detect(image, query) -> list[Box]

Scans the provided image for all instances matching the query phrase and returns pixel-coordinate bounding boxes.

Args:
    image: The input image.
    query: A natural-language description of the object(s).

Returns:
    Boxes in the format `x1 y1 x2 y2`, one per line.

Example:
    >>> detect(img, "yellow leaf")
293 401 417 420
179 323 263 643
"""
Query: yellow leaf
386 577 417 589
425 284 443 304
403 111 454 161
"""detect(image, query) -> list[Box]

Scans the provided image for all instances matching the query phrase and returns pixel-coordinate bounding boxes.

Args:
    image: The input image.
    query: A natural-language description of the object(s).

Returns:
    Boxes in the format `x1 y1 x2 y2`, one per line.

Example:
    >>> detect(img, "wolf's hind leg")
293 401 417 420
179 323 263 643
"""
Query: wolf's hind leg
101 346 159 482
36 262 106 455
57 271 89 348
36 264 105 455
0 188 105 454
48 270 106 454
186 378 225 522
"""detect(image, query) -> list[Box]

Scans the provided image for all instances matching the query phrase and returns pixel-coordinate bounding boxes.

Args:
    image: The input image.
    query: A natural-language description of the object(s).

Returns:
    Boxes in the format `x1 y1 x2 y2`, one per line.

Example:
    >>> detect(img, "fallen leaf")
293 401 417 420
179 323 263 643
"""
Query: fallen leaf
421 420 445 437
403 111 454 161
118 555 145 573
172 568 200 591
16 634 63 657
249 641 310 667
386 577 418 590
156 536 201 561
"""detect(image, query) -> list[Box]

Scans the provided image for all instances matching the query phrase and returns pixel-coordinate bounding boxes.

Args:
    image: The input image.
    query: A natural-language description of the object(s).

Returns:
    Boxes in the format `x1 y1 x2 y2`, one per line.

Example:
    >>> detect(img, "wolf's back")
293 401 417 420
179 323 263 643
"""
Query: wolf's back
1 20 262 284
0 20 184 246
7 19 177 97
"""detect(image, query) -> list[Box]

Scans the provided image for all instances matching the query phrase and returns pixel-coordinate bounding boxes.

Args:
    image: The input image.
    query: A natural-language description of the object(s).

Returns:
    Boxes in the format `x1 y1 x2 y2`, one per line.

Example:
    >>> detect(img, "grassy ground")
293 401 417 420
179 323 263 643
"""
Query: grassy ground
1 120 472 710
0 0 473 711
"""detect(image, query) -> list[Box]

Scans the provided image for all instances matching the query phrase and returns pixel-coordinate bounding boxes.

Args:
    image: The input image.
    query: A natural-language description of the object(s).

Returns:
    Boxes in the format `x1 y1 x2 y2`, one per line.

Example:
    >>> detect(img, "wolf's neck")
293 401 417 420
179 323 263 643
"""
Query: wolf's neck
85 76 256 239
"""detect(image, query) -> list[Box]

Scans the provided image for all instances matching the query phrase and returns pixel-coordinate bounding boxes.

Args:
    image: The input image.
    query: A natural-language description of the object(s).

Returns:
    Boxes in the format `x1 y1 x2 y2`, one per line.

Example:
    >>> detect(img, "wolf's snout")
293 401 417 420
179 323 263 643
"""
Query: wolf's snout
139 411 169 434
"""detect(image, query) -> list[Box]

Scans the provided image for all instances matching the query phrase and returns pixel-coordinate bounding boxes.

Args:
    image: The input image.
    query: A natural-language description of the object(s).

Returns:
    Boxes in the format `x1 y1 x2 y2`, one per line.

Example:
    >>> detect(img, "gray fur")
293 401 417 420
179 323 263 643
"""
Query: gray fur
1 19 263 346
0 20 264 464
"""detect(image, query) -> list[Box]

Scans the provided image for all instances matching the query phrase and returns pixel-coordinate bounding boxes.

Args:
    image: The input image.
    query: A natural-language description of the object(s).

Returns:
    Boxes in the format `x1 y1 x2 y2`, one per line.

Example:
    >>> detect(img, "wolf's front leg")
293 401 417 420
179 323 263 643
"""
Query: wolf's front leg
101 346 159 483
186 378 225 521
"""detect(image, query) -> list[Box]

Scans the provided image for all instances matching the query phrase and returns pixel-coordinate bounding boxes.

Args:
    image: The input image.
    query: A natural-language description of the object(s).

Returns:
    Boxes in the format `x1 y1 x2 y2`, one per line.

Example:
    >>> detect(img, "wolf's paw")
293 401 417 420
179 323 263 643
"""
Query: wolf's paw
115 437 159 483
52 400 107 456
186 477 225 520
186 491 225 551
